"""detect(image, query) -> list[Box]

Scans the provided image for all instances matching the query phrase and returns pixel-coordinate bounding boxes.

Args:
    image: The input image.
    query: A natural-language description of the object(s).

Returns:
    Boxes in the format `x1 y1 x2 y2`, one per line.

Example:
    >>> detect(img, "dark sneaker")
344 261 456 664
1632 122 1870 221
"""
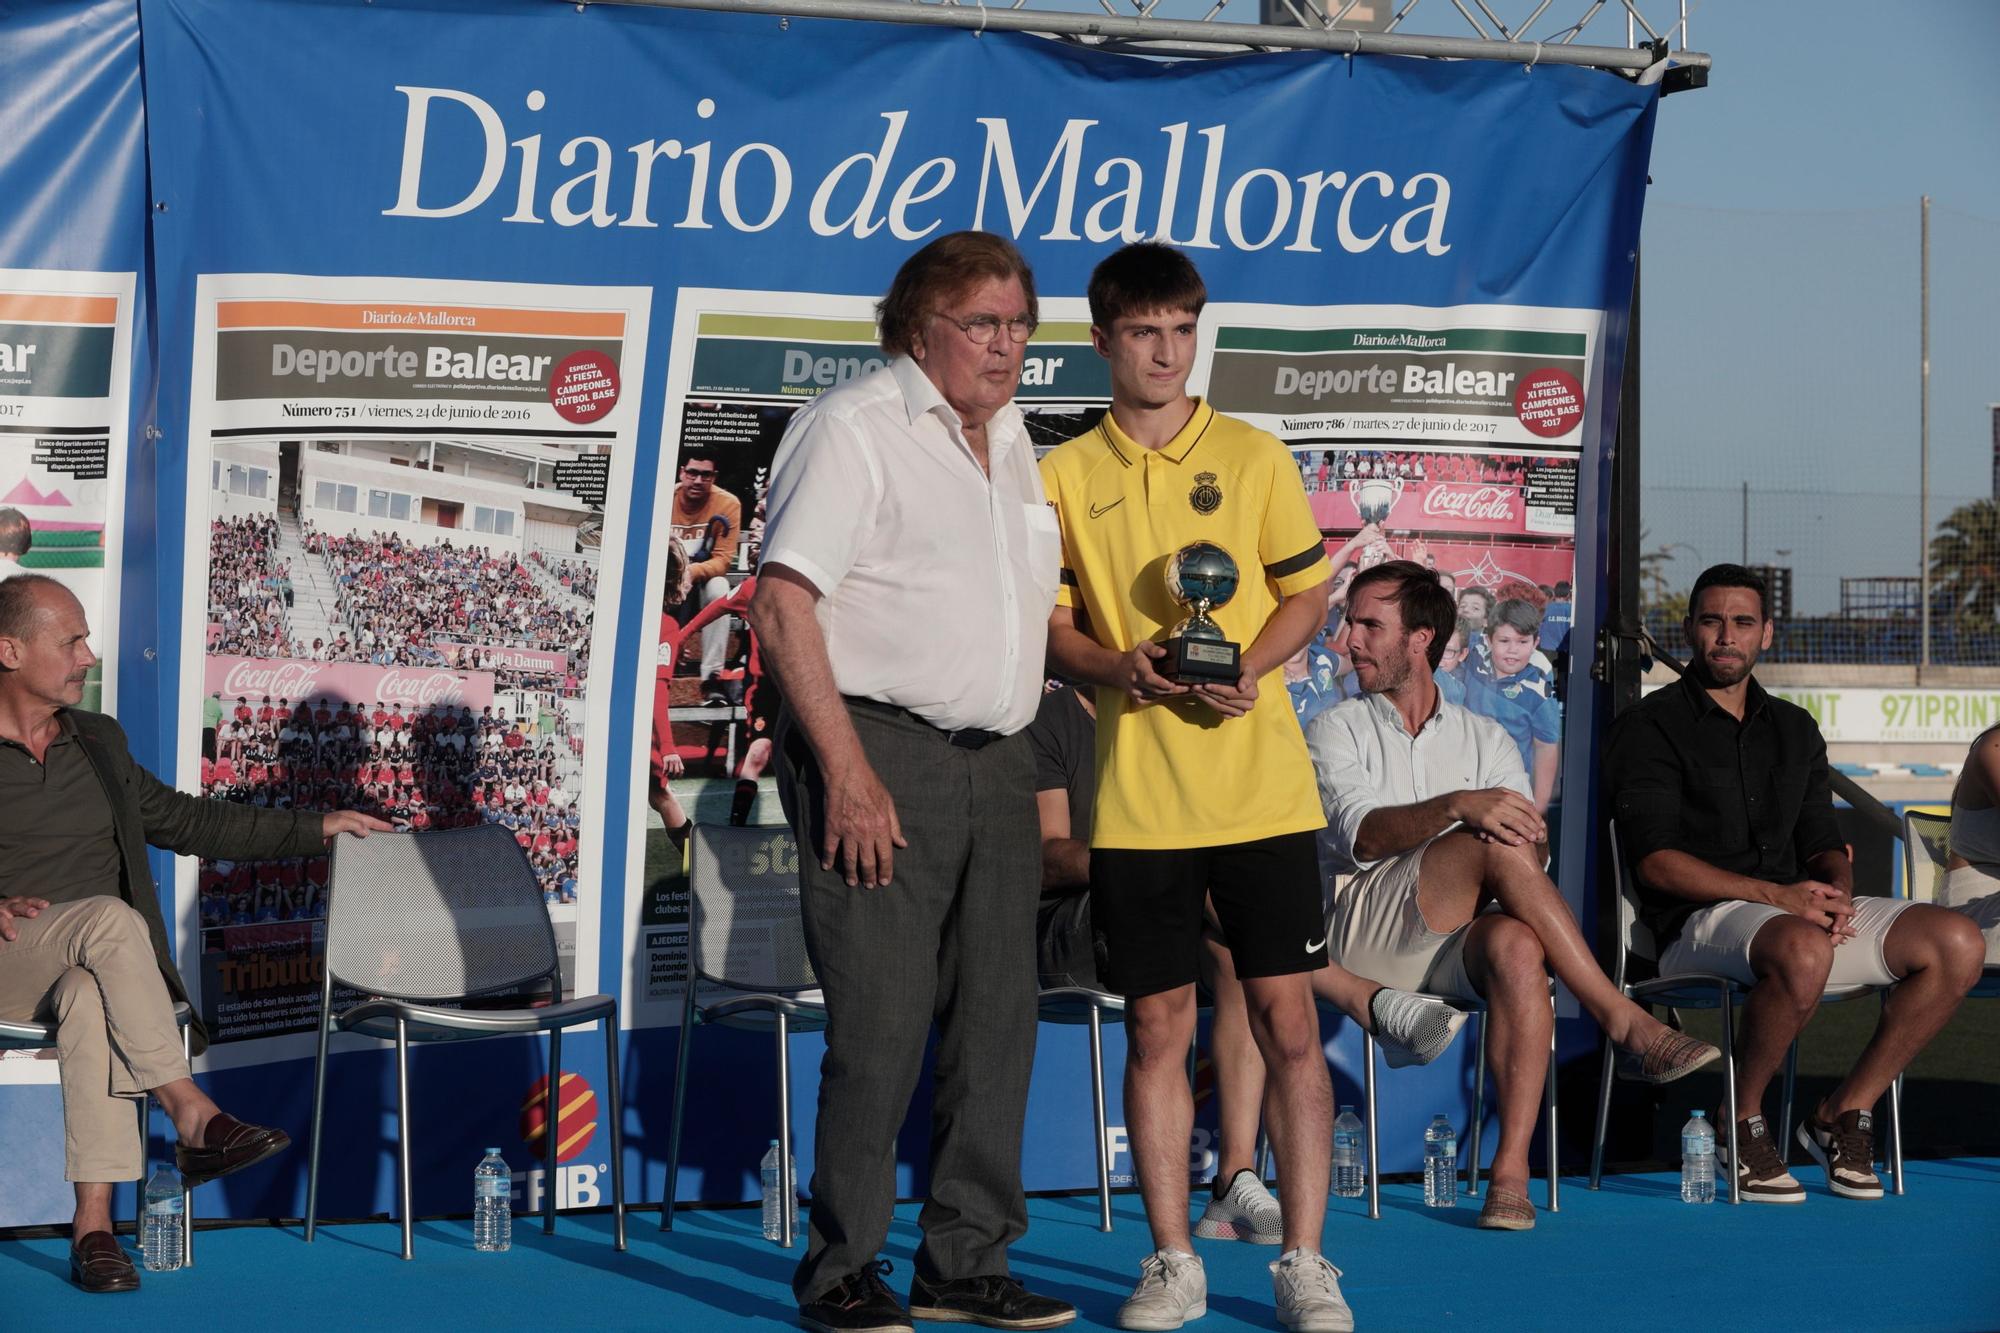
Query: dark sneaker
908 1272 1076 1329
1715 1114 1806 1203
800 1260 914 1333
1797 1109 1885 1200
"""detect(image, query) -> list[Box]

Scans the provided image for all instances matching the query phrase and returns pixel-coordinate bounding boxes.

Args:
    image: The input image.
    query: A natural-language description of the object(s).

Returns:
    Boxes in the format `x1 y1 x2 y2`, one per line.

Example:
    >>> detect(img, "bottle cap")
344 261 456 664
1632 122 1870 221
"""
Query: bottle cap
486 1146 501 1154
1690 1112 1704 1120
1338 1105 1354 1114
770 1139 780 1147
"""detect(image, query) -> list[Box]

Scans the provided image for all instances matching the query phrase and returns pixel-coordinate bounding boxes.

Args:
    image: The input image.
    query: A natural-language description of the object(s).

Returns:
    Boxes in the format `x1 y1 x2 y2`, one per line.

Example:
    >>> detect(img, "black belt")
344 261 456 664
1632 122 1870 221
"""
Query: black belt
842 696 1005 750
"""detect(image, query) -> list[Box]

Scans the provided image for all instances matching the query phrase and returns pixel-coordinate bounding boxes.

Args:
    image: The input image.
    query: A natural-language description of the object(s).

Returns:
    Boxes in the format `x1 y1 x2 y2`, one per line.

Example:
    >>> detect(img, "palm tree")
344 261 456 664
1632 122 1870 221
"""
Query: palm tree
1929 498 2000 625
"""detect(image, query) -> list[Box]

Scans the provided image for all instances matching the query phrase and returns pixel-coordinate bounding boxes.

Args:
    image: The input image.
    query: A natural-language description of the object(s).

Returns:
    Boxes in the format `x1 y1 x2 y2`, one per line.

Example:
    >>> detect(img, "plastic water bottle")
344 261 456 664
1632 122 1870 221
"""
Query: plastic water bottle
141 1164 184 1271
760 1139 800 1242
473 1148 512 1251
1681 1111 1716 1204
1332 1107 1365 1198
1423 1114 1457 1207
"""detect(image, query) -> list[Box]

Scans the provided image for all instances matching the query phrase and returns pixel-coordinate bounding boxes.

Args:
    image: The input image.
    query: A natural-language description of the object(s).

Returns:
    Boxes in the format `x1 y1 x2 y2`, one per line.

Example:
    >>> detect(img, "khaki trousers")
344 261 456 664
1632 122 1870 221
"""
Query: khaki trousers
0 896 193 1181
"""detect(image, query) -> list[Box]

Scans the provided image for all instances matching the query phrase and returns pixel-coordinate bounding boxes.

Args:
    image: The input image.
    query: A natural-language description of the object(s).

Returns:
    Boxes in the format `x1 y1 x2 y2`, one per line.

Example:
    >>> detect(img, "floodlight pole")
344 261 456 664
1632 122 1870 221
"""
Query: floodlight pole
1919 195 1932 678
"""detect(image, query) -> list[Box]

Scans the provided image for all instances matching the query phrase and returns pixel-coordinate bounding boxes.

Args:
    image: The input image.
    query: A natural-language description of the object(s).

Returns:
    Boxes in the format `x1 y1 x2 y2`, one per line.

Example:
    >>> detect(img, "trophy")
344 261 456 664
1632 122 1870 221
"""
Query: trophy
1348 472 1405 525
1162 541 1241 682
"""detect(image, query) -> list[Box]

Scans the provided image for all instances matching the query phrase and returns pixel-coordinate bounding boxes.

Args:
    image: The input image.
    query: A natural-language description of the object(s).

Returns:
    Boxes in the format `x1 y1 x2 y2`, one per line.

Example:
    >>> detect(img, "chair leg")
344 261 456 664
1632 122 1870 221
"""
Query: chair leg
181 1024 195 1266
133 1094 146 1242
305 993 335 1243
1588 1006 1616 1191
1888 1072 1906 1196
661 982 698 1232
602 1013 627 1252
1363 1033 1379 1221
545 1026 562 1236
1719 990 1740 1206
1778 1041 1798 1165
1088 1003 1112 1234
776 1009 795 1248
1467 1012 1486 1198
395 1019 414 1260
1545 995 1560 1214
1255 1128 1271 1185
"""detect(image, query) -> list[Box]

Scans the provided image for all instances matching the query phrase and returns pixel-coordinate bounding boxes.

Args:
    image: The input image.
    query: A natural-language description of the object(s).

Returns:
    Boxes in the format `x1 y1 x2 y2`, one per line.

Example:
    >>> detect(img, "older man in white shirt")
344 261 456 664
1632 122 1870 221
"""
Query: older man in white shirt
747 232 1072 1333
1305 561 1719 1232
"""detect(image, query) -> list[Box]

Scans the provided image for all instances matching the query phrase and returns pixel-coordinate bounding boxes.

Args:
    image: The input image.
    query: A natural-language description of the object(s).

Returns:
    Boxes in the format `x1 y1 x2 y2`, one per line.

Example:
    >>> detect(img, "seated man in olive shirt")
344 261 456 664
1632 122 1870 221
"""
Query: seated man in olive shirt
0 575 390 1291
1606 564 1983 1203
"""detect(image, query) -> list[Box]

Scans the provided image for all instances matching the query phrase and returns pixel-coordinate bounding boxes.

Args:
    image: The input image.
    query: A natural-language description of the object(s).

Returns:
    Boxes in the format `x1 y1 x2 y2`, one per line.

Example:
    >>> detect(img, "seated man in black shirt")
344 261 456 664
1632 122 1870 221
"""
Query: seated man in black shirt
1607 564 1983 1203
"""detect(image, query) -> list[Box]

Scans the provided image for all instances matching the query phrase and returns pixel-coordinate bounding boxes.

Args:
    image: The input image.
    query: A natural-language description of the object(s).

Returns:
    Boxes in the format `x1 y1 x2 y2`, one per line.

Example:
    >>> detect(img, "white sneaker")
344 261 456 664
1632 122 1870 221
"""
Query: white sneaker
1193 1168 1284 1244
1371 988 1468 1069
1271 1250 1354 1332
1117 1249 1207 1331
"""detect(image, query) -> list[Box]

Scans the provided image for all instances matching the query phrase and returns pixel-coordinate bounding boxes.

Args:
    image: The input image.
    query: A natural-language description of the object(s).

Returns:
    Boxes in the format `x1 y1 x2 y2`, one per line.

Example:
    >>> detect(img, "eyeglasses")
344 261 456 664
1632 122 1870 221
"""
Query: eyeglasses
681 465 717 478
940 313 1038 345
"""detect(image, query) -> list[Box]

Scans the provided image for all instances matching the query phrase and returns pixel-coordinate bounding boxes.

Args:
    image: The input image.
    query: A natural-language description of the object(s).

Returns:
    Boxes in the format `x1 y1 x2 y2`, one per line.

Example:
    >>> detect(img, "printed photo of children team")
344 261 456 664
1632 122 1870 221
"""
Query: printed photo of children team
1285 445 1578 817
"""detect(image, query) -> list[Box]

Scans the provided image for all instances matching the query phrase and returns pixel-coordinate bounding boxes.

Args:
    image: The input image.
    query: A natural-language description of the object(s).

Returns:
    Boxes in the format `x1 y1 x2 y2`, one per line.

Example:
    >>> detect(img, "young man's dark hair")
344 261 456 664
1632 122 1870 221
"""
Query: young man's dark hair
1349 559 1457 670
679 443 721 470
875 230 1039 358
1086 241 1208 328
1553 580 1572 599
1689 562 1768 620
1491 598 1543 638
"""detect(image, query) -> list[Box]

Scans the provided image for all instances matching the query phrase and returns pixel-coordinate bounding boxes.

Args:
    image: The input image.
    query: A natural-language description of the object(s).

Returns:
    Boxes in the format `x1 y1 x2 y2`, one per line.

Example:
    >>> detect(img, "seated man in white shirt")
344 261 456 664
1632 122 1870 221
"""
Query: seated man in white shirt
1305 561 1720 1230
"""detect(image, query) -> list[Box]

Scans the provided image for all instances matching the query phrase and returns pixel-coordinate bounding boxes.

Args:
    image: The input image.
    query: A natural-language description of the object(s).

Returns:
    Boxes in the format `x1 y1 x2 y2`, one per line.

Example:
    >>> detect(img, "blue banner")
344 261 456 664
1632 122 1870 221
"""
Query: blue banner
0 0 1657 1226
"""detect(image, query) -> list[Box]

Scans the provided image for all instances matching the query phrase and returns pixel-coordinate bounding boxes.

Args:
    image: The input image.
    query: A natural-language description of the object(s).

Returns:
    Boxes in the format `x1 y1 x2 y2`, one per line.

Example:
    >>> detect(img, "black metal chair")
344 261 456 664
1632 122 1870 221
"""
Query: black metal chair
661 823 823 1245
302 826 625 1257
0 998 196 1264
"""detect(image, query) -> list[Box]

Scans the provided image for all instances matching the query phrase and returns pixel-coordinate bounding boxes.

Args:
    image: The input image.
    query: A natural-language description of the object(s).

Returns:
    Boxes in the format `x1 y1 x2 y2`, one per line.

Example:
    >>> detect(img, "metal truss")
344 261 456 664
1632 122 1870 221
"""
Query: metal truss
612 0 1711 80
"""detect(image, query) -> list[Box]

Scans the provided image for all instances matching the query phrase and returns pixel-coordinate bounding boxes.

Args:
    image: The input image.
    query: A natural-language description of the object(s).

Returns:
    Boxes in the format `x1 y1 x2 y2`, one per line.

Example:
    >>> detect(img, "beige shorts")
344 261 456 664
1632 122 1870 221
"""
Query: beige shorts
1327 835 1482 1002
1659 896 1919 989
1939 865 2000 964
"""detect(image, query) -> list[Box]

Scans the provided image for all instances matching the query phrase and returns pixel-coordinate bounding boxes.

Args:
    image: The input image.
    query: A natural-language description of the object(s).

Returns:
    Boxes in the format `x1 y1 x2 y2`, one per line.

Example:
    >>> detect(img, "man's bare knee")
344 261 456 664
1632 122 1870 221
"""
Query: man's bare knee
1244 987 1319 1067
1126 991 1195 1067
1752 917 1834 1002
1903 906 1988 989
1468 916 1545 998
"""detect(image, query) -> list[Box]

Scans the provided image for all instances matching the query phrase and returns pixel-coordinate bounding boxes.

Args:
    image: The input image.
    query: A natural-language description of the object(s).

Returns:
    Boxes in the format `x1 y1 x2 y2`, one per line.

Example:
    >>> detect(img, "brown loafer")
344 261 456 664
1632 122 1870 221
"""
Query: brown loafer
1617 1029 1722 1085
175 1112 292 1186
70 1230 140 1293
1475 1187 1536 1231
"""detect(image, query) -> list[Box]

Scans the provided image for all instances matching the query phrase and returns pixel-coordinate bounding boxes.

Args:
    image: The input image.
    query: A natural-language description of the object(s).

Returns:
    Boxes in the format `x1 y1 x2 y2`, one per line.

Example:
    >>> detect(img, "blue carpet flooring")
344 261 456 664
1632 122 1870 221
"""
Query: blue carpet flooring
7 1161 2000 1331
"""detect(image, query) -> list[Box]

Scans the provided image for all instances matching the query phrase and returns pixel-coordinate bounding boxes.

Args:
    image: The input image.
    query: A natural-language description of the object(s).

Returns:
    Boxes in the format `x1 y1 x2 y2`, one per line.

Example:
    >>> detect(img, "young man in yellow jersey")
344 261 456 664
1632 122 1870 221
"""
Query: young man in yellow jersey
1043 243 1417 1333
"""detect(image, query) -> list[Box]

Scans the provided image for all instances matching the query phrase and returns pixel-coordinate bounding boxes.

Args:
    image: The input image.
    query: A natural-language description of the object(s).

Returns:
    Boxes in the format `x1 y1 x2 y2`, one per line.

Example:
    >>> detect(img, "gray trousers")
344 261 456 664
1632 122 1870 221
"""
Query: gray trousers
777 701 1040 1303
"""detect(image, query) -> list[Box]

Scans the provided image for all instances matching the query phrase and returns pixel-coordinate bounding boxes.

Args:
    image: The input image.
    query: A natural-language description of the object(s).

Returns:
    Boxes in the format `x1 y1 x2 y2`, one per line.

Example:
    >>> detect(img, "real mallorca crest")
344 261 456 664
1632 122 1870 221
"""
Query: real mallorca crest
1189 471 1222 516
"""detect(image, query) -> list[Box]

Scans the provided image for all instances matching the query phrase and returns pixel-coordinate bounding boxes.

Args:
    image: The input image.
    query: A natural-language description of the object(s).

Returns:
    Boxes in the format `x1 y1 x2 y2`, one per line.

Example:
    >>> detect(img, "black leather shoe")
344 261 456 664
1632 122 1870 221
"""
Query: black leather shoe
799 1260 913 1333
69 1231 140 1293
908 1272 1076 1329
175 1113 292 1186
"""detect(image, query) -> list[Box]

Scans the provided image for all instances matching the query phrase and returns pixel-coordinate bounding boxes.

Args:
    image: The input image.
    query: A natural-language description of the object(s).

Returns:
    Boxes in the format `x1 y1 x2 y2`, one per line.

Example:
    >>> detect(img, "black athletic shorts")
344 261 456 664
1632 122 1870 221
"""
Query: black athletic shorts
1089 830 1325 999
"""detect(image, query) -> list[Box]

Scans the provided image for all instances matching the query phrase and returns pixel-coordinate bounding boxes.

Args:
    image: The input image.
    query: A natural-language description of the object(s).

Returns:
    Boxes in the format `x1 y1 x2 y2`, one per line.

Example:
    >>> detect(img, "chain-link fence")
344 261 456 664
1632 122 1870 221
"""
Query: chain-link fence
1640 202 2000 668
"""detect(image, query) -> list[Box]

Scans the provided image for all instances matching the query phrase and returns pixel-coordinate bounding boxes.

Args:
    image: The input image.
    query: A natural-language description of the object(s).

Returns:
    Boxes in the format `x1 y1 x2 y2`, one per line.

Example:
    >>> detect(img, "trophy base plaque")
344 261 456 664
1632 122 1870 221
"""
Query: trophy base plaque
1163 634 1241 683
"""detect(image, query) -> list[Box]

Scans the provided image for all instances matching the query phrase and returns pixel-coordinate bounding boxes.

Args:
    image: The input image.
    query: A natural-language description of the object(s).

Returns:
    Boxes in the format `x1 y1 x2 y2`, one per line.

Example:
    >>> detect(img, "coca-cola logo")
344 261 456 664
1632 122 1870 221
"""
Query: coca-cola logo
377 670 470 705
221 660 324 698
1422 484 1518 523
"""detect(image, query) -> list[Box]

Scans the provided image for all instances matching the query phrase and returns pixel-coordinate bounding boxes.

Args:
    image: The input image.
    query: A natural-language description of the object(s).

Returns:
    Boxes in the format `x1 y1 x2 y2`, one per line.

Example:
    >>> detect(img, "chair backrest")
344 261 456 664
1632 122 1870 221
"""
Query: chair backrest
1901 808 1952 904
688 823 817 993
326 825 560 1002
1606 821 1660 975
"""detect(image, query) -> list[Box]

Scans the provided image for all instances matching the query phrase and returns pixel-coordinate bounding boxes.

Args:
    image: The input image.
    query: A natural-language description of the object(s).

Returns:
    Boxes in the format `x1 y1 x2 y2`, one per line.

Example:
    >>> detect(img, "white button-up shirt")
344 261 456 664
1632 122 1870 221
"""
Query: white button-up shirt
1305 690 1530 874
760 355 1059 735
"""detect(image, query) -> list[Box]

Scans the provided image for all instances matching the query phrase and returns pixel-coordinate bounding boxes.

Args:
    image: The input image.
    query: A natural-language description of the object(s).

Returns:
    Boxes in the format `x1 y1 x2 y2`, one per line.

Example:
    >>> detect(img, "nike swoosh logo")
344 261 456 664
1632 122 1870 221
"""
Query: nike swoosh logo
1089 498 1124 519
1305 936 1326 953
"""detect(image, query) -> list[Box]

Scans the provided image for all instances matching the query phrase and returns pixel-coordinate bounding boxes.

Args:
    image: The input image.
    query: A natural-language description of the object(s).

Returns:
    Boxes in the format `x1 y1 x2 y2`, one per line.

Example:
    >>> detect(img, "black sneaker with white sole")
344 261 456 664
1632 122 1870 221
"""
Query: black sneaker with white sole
1715 1113 1806 1203
1797 1109 1885 1200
